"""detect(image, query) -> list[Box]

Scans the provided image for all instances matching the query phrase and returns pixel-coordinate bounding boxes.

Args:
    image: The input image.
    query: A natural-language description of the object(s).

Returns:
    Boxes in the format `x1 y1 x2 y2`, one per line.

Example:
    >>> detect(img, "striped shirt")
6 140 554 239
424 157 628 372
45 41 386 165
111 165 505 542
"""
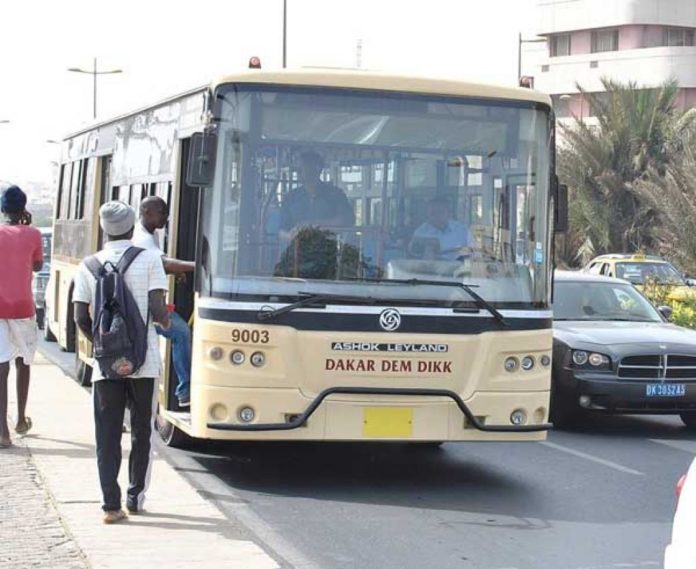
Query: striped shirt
73 240 168 381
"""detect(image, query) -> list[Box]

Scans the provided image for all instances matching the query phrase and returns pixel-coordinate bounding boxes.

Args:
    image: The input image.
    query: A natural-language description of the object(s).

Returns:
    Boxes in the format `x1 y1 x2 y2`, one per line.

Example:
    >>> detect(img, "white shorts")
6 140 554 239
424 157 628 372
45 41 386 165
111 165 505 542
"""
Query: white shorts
0 319 38 365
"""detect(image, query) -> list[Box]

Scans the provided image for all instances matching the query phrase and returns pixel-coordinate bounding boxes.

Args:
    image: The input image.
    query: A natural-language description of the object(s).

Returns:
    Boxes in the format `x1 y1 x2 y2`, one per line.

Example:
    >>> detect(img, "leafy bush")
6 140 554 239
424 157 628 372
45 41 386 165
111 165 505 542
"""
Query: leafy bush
641 278 696 329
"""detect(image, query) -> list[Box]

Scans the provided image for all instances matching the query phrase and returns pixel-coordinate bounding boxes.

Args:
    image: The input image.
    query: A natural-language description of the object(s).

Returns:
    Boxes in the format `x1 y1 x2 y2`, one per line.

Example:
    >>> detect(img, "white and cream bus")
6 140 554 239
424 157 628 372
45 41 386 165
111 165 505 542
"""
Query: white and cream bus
46 69 566 446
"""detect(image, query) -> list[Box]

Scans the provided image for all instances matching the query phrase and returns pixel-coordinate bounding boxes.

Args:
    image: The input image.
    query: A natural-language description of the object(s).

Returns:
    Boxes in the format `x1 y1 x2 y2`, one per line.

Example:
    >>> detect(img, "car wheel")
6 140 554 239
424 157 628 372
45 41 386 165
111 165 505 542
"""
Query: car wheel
43 312 56 342
550 384 581 430
680 413 696 430
75 356 92 387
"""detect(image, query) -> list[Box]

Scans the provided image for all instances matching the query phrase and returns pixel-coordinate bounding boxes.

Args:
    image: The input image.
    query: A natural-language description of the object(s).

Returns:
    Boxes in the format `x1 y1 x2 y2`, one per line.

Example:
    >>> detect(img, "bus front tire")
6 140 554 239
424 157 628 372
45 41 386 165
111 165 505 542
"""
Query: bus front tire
156 407 191 448
43 312 57 342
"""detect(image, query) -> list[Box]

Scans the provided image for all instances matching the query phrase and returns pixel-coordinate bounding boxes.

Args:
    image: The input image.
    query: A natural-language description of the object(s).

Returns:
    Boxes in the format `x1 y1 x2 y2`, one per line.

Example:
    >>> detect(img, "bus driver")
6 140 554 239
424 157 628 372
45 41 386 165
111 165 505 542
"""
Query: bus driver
279 151 355 240
409 196 475 261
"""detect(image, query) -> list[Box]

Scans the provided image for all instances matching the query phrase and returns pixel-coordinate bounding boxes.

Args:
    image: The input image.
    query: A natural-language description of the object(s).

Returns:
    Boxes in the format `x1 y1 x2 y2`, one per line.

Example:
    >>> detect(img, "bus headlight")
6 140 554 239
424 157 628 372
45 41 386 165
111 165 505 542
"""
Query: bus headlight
510 409 527 425
238 406 255 423
504 357 519 372
208 346 224 361
540 355 551 367
250 351 266 367
231 350 245 365
521 356 535 371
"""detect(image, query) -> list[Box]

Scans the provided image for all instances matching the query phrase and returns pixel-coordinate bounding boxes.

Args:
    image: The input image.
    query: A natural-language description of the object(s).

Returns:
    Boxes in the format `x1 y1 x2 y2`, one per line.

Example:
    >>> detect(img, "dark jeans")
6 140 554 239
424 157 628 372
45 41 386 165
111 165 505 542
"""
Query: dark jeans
156 311 191 400
93 377 155 512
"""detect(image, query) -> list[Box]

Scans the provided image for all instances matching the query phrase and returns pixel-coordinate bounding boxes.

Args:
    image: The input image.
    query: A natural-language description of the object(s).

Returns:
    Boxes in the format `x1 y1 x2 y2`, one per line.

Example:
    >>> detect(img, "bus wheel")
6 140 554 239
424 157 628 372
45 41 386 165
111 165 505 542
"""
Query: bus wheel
75 356 92 387
43 312 56 342
156 406 191 448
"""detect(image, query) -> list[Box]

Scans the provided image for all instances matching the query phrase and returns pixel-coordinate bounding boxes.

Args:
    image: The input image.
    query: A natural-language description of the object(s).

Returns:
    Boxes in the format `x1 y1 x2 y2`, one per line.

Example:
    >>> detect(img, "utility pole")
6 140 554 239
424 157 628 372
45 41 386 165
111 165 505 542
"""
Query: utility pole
356 38 363 68
517 32 546 83
282 0 287 68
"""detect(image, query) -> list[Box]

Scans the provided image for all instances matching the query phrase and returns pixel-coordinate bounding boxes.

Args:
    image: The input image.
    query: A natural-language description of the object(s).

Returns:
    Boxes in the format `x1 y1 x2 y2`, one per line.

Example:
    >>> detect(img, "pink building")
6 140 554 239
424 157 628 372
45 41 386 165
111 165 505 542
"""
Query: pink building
532 0 696 119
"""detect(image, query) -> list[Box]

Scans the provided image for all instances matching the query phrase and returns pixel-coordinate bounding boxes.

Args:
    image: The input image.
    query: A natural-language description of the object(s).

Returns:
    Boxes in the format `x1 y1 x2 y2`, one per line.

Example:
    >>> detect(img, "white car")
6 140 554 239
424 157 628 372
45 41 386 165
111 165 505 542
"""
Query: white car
665 457 696 568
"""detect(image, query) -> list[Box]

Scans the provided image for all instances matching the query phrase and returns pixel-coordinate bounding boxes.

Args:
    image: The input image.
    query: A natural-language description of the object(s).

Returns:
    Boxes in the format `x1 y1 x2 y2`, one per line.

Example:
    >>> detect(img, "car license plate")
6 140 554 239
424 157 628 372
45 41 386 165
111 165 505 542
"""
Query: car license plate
363 407 413 438
646 384 686 397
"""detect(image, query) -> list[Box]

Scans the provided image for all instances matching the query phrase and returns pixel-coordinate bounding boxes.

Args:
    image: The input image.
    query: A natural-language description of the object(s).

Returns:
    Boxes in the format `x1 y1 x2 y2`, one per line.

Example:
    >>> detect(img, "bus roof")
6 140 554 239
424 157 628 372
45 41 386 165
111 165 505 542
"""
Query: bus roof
212 68 552 107
64 68 551 140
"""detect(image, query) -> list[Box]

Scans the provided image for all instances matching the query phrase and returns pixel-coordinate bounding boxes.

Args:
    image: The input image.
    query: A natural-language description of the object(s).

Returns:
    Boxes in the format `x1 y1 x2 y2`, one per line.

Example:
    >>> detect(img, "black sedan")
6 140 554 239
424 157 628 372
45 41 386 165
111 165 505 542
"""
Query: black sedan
551 271 696 429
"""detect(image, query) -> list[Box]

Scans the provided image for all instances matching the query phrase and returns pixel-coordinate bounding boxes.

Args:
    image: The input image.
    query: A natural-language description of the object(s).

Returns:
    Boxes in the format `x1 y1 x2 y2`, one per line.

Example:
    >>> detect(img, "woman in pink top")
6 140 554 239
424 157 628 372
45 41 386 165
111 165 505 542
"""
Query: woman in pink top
0 186 43 448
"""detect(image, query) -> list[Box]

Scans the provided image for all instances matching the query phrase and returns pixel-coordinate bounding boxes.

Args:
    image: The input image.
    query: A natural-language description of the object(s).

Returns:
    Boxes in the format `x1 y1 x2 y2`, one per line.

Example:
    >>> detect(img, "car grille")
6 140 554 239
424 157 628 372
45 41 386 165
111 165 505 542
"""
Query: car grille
618 355 696 380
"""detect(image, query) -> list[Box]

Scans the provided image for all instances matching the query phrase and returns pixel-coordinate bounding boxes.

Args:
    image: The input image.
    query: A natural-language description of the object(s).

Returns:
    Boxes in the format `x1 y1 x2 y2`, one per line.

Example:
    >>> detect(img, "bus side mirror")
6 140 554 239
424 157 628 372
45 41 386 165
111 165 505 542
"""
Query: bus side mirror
554 183 568 233
186 132 218 187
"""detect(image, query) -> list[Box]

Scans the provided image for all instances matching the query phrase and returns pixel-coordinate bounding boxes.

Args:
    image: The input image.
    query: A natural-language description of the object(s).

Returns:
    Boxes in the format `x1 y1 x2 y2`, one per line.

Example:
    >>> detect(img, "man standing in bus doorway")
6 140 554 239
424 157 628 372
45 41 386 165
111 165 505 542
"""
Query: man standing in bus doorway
0 186 44 448
133 196 194 408
73 201 171 523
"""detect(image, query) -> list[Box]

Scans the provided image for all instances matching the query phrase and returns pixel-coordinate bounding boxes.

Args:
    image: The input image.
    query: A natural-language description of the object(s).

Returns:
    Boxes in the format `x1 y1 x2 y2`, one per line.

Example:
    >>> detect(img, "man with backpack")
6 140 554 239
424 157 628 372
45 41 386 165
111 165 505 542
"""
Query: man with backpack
73 201 170 524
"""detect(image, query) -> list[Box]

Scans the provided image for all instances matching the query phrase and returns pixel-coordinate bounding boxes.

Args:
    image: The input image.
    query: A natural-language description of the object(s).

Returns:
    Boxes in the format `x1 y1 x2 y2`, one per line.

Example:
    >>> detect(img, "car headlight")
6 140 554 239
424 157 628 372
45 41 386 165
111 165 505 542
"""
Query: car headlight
572 350 611 370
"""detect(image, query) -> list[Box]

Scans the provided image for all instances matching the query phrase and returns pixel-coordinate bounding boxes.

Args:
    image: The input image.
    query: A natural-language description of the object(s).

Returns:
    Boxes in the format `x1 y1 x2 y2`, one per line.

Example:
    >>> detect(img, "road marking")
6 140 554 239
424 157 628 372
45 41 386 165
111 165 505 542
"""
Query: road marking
650 439 696 454
540 441 644 476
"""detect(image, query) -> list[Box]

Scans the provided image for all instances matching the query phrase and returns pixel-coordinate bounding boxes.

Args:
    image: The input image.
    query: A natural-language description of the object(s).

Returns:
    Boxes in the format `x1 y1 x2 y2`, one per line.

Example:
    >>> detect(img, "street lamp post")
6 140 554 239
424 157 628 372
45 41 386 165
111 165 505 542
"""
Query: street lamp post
282 0 287 68
68 58 122 120
517 32 547 83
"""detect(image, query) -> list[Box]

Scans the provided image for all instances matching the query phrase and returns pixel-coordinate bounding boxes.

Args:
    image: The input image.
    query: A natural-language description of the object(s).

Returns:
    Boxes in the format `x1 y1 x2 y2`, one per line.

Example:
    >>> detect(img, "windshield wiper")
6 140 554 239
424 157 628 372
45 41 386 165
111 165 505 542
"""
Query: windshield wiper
256 292 377 322
349 277 508 327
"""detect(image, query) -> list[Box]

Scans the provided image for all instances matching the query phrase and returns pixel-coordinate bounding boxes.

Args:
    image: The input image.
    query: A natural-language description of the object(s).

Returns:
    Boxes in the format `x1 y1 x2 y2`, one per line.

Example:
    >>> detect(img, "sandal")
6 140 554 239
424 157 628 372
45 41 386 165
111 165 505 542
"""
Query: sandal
15 417 32 435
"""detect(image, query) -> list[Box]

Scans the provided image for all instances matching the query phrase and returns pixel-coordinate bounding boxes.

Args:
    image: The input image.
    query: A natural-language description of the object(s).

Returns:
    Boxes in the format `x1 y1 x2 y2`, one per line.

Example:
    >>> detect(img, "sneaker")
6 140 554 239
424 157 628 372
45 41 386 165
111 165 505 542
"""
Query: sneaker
178 395 190 408
103 509 127 524
126 504 144 515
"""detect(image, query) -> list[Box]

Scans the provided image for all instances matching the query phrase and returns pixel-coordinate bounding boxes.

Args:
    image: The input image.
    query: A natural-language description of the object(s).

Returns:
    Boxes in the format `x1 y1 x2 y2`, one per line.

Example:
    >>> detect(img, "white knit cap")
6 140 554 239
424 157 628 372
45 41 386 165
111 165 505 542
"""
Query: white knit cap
99 201 135 236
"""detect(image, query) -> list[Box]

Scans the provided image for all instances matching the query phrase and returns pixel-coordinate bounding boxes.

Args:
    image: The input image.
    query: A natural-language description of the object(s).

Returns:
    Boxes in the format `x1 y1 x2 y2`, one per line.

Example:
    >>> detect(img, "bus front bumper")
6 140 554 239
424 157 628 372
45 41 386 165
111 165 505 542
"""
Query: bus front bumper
198 387 551 441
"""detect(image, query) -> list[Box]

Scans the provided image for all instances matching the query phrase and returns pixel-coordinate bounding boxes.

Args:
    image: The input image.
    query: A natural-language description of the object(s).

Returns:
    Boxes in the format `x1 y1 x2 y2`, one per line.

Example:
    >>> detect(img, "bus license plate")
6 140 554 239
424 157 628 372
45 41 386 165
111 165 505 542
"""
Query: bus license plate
363 407 413 438
646 384 686 397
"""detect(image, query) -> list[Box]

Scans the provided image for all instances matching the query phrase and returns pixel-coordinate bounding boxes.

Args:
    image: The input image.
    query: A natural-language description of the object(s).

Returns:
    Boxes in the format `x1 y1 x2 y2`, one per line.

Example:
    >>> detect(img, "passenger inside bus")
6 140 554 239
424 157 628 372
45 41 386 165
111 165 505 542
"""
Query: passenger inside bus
278 151 355 240
408 196 474 261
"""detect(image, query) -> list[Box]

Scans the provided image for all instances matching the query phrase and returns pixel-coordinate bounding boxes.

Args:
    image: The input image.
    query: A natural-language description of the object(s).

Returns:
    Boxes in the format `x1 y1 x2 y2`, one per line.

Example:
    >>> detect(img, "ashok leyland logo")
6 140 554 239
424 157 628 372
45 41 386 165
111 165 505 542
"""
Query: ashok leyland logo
379 308 401 332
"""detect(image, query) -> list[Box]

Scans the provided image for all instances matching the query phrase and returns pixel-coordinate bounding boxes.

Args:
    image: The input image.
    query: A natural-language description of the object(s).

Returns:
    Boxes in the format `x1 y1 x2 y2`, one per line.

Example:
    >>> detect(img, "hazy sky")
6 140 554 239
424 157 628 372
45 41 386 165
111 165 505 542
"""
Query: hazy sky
0 0 540 186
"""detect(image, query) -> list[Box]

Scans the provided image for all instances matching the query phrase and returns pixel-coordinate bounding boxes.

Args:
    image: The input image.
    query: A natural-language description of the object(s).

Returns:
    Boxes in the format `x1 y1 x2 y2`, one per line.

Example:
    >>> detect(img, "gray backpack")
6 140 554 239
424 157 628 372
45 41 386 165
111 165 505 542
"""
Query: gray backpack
84 247 148 379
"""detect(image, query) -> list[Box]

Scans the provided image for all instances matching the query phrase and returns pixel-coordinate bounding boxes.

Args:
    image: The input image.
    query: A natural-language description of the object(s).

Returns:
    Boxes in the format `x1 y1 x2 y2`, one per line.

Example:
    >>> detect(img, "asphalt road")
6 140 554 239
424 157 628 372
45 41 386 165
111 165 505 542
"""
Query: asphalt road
40 338 695 569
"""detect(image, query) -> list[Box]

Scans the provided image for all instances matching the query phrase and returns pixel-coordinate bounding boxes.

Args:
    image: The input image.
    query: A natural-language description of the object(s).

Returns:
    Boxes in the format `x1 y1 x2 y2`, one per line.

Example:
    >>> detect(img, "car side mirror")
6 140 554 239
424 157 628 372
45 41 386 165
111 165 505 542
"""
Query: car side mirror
554 182 568 234
658 305 673 320
186 132 218 187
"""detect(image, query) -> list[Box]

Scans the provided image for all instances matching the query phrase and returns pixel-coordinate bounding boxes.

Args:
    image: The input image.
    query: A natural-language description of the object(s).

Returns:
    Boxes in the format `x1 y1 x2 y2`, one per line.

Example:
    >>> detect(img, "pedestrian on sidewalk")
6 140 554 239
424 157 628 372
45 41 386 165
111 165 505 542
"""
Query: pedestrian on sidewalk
133 196 194 408
73 201 171 524
0 185 43 448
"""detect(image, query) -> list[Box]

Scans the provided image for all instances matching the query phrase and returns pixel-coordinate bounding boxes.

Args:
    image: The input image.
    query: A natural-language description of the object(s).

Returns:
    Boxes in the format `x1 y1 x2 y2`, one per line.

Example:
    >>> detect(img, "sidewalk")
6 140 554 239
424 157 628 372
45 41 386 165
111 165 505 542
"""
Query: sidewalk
1 354 280 569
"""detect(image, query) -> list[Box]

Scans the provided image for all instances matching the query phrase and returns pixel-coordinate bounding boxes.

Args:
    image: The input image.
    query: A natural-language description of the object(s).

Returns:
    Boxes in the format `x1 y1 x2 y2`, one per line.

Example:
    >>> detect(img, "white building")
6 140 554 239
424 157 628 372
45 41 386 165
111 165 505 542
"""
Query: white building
532 0 696 118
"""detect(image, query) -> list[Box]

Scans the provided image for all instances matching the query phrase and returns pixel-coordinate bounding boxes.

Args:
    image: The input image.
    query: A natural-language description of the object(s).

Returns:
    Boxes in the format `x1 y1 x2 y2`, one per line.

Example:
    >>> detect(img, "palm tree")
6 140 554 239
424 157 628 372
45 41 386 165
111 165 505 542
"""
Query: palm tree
557 78 681 265
637 141 696 276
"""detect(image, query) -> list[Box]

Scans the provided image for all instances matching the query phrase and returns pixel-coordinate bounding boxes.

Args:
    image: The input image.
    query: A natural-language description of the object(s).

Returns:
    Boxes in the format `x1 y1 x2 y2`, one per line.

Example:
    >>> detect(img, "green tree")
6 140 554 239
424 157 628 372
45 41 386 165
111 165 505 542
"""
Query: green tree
636 141 696 276
558 78 682 265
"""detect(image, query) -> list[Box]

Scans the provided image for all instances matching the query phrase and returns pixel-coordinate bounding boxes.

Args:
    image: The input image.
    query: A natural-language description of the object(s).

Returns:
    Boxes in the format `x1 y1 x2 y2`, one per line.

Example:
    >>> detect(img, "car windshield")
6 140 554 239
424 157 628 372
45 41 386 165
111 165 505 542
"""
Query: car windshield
199 84 553 308
553 280 662 322
615 261 684 285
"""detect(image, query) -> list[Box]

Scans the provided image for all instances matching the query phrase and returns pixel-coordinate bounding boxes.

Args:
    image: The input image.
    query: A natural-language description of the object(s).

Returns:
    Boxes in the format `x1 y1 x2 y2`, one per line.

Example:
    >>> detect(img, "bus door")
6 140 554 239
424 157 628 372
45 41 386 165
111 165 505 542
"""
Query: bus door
169 137 199 410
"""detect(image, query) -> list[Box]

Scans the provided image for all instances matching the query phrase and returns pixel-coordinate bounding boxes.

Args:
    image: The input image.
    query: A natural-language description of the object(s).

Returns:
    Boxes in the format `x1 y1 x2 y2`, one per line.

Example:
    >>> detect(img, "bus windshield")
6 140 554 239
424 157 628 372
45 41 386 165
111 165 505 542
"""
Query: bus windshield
199 84 552 307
